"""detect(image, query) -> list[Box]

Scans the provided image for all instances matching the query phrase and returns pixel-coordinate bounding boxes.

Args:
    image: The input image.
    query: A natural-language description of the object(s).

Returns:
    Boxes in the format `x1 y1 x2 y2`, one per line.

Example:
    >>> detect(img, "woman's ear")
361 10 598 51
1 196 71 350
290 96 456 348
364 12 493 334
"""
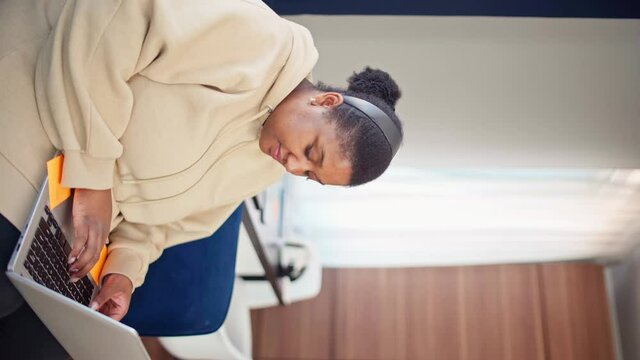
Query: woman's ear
314 92 343 108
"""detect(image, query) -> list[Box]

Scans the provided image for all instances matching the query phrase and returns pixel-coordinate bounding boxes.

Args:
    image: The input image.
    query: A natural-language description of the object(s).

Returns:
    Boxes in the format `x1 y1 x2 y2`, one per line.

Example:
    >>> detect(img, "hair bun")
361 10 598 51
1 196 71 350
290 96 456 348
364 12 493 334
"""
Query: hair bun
347 67 401 109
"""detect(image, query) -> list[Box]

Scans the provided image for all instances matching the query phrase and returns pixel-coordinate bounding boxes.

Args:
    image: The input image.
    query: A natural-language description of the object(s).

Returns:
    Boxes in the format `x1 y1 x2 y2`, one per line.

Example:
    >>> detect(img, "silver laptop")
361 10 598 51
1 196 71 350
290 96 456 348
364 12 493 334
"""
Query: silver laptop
6 178 149 360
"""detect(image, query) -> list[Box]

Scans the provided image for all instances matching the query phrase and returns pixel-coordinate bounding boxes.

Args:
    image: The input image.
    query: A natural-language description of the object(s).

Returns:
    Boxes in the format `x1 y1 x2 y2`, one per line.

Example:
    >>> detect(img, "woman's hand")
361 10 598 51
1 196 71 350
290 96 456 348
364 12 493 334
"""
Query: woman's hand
68 188 112 282
90 273 133 321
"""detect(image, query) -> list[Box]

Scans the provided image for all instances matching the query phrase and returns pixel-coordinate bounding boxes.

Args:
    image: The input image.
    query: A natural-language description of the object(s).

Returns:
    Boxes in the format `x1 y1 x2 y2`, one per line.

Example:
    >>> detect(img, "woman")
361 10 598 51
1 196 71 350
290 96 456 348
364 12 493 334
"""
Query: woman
0 0 403 356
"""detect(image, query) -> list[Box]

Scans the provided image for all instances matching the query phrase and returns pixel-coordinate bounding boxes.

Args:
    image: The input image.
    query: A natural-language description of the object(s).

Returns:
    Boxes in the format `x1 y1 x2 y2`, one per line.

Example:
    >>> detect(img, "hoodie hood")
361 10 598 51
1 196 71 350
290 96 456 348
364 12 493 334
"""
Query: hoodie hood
260 19 319 116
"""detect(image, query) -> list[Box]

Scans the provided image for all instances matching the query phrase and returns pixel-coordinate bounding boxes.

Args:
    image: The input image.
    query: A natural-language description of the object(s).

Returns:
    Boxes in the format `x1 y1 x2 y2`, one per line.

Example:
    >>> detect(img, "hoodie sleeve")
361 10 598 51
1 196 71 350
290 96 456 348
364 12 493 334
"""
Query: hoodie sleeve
35 0 292 190
101 202 241 288
35 0 155 190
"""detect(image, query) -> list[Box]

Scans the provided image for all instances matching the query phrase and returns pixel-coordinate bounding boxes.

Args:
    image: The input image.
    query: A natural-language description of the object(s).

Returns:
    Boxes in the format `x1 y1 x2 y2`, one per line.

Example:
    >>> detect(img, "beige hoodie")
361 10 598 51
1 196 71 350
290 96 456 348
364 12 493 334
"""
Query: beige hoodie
0 0 318 287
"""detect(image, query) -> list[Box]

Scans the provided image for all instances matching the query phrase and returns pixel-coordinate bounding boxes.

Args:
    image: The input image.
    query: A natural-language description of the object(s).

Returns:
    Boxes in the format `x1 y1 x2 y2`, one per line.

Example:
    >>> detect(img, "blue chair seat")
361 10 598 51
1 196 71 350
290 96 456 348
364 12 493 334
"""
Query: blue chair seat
122 204 243 337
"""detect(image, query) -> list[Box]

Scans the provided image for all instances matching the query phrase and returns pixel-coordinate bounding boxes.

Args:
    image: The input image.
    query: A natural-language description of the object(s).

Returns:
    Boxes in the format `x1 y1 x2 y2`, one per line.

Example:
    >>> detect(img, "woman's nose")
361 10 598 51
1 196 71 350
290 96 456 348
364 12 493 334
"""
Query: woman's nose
284 154 308 176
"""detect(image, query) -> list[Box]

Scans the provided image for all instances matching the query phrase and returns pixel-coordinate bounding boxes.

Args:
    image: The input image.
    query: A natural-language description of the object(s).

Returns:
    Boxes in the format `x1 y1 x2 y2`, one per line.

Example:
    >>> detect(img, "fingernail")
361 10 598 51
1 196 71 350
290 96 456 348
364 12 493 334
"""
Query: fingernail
70 277 78 283
90 302 99 310
68 256 76 264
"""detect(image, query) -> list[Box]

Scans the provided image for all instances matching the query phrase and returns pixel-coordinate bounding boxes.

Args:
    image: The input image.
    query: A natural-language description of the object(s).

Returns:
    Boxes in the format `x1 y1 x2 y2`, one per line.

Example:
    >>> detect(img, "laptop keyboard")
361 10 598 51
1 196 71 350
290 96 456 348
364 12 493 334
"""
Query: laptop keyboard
23 205 95 306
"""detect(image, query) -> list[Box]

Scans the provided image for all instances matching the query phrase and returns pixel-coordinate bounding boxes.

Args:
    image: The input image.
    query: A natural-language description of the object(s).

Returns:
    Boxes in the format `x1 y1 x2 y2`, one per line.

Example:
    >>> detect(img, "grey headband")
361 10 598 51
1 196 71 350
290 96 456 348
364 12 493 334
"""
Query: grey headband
342 95 401 156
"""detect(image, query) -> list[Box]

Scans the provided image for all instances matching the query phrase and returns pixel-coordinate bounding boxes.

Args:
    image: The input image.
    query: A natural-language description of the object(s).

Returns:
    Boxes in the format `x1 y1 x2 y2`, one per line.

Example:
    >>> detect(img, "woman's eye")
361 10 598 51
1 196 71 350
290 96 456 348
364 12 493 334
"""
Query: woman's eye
304 145 312 159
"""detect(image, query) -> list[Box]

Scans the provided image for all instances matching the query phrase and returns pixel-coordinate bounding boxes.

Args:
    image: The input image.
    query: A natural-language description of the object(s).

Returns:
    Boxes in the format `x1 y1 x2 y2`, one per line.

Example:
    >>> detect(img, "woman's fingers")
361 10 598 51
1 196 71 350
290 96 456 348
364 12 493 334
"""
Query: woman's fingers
69 188 112 281
90 274 133 321
69 221 105 281
68 220 88 265
69 251 99 283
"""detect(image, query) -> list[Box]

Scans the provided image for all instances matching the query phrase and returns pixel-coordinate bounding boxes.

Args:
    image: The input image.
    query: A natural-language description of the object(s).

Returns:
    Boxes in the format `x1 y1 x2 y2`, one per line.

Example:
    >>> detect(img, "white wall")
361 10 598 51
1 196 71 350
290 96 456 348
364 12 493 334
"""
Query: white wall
287 15 640 169
285 169 640 267
282 15 640 267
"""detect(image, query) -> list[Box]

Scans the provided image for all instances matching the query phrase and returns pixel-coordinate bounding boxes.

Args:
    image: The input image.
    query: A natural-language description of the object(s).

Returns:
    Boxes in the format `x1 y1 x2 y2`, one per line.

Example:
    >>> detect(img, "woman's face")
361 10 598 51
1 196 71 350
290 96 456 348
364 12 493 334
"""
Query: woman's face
259 92 352 186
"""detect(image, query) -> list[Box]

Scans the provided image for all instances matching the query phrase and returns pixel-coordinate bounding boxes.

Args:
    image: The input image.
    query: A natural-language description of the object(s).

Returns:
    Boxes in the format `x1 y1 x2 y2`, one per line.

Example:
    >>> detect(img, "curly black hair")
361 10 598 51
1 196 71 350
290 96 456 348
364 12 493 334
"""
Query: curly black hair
316 67 403 186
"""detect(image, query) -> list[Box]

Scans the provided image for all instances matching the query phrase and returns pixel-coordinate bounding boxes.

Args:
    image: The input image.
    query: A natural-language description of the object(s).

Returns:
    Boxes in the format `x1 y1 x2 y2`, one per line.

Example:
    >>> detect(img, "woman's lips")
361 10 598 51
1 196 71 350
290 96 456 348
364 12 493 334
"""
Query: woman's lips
271 143 282 164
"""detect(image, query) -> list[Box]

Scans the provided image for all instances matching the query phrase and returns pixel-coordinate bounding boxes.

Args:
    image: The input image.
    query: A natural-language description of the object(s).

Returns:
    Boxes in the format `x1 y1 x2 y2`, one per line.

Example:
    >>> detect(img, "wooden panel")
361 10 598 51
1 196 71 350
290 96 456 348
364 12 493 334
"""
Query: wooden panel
497 265 546 360
405 267 465 360
251 269 337 359
462 265 505 359
460 265 545 360
539 263 616 360
333 268 408 360
252 264 613 360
